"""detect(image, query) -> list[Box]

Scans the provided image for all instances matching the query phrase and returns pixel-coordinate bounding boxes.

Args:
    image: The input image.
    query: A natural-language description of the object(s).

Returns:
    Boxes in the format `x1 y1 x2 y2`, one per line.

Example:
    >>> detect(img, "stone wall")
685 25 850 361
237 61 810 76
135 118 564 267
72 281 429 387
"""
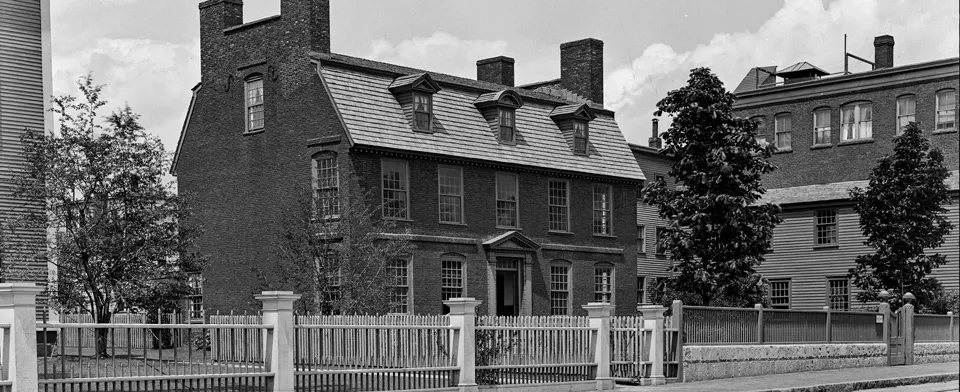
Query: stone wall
914 342 960 364
682 344 887 382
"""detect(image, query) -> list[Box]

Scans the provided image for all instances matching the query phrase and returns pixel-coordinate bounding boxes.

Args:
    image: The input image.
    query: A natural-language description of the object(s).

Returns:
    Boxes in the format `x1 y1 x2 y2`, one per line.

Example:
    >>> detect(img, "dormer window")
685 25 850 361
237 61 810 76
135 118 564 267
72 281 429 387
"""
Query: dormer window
414 93 432 131
574 122 588 155
499 108 515 143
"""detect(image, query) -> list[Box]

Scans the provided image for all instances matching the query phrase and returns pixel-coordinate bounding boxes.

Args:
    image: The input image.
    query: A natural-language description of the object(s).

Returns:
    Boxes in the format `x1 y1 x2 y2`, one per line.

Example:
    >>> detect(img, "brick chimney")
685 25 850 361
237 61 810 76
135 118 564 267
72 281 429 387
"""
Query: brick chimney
560 38 604 104
477 56 515 87
648 119 662 149
874 35 894 69
281 0 331 53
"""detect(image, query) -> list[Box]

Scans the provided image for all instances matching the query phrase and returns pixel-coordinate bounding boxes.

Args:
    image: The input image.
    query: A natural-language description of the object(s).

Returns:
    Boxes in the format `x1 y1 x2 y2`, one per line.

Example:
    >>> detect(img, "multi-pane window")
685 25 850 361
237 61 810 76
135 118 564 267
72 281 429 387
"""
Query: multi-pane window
828 278 850 311
594 265 614 303
438 166 464 224
388 258 410 313
314 155 339 218
637 276 646 304
592 185 613 235
752 116 767 144
936 89 956 130
414 93 432 130
188 273 203 320
573 122 589 155
495 173 519 227
550 264 570 315
769 280 790 309
815 210 838 246
245 77 264 131
655 227 667 255
547 180 570 232
774 113 792 149
841 102 873 140
499 108 515 143
896 95 916 133
637 225 646 254
441 259 464 311
381 159 409 219
813 108 831 145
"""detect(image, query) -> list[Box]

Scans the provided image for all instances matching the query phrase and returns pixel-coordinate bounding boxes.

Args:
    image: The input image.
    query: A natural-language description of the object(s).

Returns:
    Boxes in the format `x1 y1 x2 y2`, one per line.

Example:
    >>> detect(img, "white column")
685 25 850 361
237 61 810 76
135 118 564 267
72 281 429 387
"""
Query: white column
255 291 301 392
0 282 44 392
638 304 667 386
583 302 615 391
445 297 481 392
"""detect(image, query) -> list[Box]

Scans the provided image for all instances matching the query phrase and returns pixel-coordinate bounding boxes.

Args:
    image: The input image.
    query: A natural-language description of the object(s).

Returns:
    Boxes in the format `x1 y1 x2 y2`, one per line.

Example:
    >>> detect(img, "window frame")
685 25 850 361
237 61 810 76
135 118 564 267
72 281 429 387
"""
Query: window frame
388 258 411 314
245 76 265 132
441 256 465 312
495 172 520 228
896 95 917 134
499 107 516 144
813 108 831 146
592 184 614 236
187 273 204 321
637 276 647 305
381 159 411 220
573 121 589 155
814 209 838 247
827 277 850 311
549 262 572 315
637 225 646 254
437 165 465 225
774 113 792 150
935 89 956 130
840 101 873 141
594 264 615 304
414 92 433 131
313 153 340 220
655 226 667 256
769 279 791 309
547 179 571 233
751 116 767 144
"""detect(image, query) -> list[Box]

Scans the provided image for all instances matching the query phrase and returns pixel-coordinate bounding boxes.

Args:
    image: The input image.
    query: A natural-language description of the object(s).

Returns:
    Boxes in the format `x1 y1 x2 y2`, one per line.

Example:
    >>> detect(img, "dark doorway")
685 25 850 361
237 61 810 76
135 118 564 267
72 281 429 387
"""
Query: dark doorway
495 258 521 316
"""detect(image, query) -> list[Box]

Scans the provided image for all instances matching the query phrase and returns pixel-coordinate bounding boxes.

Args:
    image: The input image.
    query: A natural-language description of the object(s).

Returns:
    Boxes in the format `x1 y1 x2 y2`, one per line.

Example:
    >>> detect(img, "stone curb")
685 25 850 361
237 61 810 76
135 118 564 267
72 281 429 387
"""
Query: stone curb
751 372 960 392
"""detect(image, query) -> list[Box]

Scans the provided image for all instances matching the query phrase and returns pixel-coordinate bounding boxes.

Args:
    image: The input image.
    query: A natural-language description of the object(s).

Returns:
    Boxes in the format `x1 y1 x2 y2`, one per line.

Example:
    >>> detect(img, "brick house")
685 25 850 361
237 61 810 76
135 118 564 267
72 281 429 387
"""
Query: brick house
172 0 644 317
731 35 959 310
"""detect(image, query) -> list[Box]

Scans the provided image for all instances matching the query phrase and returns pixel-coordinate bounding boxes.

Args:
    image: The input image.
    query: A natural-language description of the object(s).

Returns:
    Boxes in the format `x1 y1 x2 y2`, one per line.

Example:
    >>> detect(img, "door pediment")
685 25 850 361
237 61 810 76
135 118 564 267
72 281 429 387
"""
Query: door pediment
483 230 540 251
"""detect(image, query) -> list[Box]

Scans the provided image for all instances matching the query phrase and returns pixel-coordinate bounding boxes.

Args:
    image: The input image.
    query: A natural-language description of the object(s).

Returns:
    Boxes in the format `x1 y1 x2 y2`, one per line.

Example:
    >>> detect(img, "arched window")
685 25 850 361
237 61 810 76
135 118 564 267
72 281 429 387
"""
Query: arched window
813 108 831 145
896 95 916 133
244 74 264 132
312 152 339 219
840 101 872 140
936 89 956 130
594 263 615 304
549 260 572 315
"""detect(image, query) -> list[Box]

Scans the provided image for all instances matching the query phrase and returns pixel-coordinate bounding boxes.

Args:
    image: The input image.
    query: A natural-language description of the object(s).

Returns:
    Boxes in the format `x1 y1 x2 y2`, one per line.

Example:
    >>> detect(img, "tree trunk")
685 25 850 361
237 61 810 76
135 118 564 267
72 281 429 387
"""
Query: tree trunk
95 313 111 358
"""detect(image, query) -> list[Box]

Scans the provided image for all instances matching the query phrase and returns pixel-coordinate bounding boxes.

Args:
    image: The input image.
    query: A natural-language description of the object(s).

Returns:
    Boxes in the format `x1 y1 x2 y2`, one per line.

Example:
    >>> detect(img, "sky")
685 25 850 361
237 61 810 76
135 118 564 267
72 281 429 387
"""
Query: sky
49 0 960 156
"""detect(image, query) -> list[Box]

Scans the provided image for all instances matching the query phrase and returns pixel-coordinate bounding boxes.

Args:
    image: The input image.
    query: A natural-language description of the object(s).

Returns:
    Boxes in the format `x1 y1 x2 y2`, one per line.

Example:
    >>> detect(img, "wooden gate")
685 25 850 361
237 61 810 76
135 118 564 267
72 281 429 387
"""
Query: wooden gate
887 309 905 366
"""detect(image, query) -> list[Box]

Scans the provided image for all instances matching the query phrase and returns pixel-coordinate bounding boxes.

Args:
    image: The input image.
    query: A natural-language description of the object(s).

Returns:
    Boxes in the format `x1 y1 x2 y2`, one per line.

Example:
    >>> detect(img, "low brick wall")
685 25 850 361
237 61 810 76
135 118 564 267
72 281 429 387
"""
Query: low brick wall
915 342 960 364
682 344 887 382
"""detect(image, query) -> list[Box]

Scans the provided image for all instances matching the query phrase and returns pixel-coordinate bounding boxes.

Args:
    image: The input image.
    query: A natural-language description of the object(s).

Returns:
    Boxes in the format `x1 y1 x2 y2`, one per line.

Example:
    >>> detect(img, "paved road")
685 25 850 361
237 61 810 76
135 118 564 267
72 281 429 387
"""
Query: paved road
861 381 959 392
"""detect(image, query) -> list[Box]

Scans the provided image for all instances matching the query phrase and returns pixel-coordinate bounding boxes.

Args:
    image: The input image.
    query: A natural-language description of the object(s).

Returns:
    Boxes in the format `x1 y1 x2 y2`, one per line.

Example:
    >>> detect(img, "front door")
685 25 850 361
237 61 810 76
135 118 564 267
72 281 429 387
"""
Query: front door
495 258 521 316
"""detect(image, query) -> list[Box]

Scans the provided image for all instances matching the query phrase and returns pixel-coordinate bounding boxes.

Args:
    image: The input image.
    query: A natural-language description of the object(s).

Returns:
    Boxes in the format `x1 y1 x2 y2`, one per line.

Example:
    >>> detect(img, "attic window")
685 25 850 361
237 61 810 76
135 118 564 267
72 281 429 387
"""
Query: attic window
574 122 588 155
499 108 515 143
414 93 432 131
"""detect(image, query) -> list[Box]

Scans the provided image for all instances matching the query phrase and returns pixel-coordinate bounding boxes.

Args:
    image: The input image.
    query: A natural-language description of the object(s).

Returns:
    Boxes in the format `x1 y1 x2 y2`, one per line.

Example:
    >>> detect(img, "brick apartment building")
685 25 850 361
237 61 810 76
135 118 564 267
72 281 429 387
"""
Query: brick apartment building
173 0 645 317
731 35 959 310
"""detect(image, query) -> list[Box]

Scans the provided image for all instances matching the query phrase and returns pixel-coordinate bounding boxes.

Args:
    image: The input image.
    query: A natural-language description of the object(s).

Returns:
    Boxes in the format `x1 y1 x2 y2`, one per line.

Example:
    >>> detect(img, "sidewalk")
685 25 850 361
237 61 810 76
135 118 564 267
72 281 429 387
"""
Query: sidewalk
617 362 960 392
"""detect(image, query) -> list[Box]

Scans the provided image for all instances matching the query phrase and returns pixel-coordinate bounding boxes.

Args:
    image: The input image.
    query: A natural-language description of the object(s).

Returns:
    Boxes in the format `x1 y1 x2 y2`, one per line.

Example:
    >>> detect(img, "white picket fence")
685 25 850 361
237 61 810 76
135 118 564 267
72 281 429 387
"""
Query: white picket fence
57 312 182 350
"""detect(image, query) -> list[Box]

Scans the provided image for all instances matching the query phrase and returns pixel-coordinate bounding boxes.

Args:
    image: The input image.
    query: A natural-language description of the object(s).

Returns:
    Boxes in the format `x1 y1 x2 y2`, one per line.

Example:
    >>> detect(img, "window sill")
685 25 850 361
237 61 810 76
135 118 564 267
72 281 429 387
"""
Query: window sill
592 233 617 239
932 128 957 135
439 222 467 227
496 226 522 231
384 218 414 222
838 138 874 146
655 254 668 259
548 230 575 235
498 140 518 146
243 129 265 136
810 144 832 150
773 148 793 154
813 244 839 250
412 128 434 134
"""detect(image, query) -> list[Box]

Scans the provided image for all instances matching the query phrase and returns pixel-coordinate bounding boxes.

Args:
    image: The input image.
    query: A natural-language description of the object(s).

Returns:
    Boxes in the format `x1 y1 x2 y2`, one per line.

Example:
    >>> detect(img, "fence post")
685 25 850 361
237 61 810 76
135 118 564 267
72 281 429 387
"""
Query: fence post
902 302 915 365
445 297 481 392
879 302 891 359
255 291 301 392
0 282 44 392
948 312 955 342
671 300 685 383
636 304 666 386
755 304 764 344
823 306 832 343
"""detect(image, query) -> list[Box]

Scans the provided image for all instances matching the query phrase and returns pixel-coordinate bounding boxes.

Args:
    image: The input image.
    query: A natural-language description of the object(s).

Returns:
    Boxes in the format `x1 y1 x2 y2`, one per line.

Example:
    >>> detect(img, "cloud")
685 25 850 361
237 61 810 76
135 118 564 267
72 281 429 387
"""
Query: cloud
364 32 510 79
607 0 960 145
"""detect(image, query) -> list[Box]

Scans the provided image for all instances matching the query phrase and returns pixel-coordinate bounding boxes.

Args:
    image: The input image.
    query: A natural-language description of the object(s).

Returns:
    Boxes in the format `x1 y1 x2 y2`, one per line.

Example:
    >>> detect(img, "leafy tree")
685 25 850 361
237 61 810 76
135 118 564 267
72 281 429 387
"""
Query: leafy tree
15 76 204 356
848 122 953 311
266 185 414 315
642 67 782 306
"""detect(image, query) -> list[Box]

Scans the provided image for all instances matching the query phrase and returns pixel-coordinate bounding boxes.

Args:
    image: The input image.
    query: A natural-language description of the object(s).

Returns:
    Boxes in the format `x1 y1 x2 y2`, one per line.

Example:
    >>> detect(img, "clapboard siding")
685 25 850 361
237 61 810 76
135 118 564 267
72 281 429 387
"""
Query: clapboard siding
760 198 960 310
633 148 674 278
0 0 48 285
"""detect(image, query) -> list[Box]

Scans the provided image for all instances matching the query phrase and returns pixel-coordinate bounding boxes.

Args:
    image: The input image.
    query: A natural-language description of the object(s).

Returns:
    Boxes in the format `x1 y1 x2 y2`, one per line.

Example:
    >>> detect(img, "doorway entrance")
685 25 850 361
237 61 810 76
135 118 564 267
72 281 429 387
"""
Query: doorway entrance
495 258 522 316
